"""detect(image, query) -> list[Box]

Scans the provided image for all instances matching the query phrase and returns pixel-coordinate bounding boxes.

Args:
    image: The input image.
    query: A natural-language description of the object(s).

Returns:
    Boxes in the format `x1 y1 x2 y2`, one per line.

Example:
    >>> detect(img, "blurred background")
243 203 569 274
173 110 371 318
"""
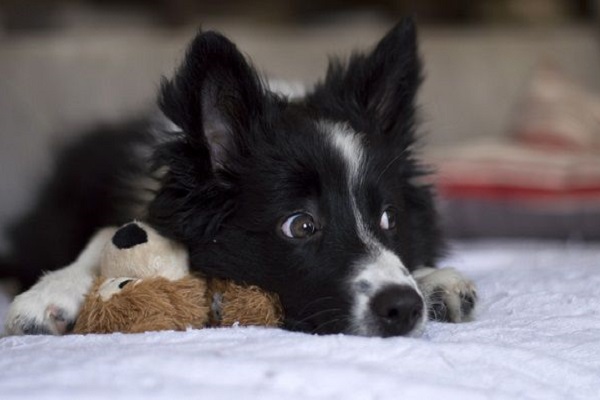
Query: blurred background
1 0 600 249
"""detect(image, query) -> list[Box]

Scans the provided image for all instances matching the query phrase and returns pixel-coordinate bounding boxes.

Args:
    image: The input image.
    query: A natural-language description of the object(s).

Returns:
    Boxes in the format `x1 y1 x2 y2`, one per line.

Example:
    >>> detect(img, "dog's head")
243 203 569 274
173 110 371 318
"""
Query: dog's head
149 18 443 337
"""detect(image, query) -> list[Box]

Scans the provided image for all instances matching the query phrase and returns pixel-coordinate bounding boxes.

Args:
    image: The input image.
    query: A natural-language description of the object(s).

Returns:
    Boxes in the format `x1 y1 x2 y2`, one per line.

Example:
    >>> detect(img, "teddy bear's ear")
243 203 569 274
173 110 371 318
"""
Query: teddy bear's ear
100 220 190 280
112 222 148 249
98 277 138 301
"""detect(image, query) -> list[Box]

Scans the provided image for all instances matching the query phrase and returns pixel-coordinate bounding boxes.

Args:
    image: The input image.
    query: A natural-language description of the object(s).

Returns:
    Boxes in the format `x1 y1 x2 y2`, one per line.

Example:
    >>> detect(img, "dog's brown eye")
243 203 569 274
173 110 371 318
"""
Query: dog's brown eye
281 213 317 239
380 208 397 230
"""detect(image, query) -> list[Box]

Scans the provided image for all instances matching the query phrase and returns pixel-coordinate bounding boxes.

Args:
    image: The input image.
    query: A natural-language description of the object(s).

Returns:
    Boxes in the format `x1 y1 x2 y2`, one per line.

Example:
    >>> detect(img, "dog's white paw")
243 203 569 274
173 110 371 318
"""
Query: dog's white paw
4 268 93 335
3 228 114 336
413 267 477 323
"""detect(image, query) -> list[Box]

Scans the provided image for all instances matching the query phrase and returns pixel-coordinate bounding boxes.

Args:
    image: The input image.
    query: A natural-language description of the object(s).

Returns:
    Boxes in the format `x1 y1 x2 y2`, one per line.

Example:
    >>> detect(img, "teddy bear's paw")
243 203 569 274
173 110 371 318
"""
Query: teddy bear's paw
413 267 477 323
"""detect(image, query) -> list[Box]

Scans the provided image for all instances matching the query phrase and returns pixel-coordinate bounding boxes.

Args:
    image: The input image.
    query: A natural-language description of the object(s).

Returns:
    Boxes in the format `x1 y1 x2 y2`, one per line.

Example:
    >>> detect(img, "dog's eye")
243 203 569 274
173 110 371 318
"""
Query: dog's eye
380 208 397 230
281 213 317 239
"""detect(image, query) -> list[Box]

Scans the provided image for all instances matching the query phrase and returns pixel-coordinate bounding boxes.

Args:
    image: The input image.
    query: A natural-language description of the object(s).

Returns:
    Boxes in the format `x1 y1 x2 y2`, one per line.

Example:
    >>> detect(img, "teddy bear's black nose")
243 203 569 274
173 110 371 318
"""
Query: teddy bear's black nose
112 223 148 249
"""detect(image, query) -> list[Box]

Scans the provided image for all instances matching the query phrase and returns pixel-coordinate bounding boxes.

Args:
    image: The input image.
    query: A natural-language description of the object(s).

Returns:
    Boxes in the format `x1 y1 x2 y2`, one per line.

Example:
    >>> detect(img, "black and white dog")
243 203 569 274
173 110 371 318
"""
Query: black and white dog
3 18 476 337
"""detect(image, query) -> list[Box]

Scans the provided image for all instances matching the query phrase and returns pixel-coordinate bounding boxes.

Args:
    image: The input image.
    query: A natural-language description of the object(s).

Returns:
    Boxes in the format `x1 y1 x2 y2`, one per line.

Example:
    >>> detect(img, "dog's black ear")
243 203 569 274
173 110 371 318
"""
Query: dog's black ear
309 18 422 139
159 30 266 170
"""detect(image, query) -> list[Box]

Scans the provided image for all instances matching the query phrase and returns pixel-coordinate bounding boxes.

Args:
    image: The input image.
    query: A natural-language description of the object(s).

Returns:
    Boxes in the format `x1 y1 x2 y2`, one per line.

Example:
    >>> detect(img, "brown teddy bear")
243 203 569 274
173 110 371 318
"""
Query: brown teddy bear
72 221 283 334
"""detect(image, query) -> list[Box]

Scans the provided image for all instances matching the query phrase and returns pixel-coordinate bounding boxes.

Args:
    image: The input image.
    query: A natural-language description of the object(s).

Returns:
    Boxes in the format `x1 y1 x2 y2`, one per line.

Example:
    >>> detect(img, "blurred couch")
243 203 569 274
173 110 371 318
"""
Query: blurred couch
1 19 599 248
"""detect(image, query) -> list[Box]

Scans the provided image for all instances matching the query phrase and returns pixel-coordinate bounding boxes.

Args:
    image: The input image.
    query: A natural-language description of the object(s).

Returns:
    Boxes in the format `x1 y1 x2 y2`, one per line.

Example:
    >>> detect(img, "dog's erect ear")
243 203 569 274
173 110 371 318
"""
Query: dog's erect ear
159 30 266 170
309 18 422 139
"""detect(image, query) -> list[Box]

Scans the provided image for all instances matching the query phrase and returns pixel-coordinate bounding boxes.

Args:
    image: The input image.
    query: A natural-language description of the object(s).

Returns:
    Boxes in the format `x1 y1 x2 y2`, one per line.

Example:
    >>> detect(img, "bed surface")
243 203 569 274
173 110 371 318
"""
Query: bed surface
1 240 599 400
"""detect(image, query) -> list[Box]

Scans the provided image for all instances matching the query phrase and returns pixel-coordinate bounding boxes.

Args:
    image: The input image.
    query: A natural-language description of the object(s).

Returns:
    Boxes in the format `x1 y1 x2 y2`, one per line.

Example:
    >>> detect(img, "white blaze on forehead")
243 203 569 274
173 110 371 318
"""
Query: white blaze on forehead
325 122 364 183
321 121 373 248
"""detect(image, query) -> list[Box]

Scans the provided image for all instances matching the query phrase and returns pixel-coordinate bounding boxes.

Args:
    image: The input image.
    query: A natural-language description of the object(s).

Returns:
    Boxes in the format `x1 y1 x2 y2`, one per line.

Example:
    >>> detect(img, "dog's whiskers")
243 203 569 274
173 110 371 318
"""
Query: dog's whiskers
296 296 336 317
297 307 343 325
374 153 404 186
311 315 350 334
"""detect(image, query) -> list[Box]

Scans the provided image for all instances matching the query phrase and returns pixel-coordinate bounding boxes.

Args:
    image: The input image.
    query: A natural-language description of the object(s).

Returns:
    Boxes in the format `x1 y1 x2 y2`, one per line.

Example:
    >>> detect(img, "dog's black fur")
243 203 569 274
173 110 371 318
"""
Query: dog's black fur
2 122 152 288
1 19 444 335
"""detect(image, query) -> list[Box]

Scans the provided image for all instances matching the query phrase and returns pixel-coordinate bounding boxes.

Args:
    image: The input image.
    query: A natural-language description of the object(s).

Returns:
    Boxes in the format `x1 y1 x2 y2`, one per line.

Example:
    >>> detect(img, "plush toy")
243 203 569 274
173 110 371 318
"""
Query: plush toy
72 221 283 334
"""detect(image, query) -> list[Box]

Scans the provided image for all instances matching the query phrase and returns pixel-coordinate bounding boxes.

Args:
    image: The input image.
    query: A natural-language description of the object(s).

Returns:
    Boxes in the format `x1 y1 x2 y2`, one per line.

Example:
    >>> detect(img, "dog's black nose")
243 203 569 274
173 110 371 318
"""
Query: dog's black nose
370 285 423 337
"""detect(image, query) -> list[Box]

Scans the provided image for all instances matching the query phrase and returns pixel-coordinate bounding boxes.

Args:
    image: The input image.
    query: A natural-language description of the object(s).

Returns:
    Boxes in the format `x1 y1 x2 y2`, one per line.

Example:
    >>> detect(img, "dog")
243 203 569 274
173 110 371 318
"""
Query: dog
2 18 477 337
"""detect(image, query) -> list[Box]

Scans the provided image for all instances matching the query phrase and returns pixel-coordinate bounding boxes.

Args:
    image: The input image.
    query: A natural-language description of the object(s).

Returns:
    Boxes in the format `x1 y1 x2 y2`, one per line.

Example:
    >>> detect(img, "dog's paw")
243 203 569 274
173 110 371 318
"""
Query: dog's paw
4 270 91 335
414 267 477 323
4 227 113 336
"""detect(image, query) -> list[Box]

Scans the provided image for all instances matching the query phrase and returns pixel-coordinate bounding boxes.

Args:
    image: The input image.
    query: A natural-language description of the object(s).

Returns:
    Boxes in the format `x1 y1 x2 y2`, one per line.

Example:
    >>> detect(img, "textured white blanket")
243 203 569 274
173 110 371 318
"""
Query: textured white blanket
1 241 599 400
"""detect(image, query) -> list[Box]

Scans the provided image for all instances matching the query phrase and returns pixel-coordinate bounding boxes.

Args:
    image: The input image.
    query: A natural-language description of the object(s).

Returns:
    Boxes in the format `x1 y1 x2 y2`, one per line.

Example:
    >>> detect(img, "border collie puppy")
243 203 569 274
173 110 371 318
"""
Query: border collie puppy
3 18 477 337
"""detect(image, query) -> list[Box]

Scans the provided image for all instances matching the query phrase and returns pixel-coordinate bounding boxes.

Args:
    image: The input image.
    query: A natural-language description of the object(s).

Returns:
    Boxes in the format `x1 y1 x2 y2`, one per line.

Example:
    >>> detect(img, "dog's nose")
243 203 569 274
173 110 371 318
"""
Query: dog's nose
369 285 423 337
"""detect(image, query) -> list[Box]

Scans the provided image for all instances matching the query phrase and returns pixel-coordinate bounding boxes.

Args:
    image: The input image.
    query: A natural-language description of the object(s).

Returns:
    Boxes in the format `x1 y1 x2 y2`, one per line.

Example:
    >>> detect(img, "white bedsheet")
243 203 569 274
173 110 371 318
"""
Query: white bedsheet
1 241 599 400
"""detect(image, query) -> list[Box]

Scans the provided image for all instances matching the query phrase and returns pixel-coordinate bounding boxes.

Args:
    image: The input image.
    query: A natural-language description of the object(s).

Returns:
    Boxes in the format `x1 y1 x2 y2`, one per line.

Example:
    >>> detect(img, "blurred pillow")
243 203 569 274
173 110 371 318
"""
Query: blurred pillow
513 63 600 150
432 65 600 240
